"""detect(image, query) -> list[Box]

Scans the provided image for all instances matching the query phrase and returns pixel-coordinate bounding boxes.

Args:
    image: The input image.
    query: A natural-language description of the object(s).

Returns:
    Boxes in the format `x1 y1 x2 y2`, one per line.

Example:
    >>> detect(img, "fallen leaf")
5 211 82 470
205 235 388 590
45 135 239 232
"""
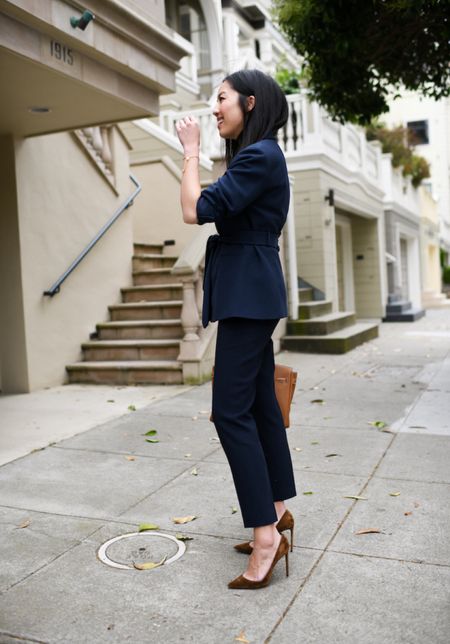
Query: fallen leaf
404 511 412 516
184 453 192 458
367 420 387 428
209 437 220 442
175 533 194 541
107 400 115 403
408 426 427 430
355 528 381 535
293 447 302 452
199 410 210 415
343 495 368 501
138 523 159 532
144 430 158 437
125 456 135 461
310 399 325 404
146 438 159 443
133 555 167 570
389 492 401 497
172 515 197 524
231 506 238 514
17 519 31 529
191 467 198 476
303 491 313 495
235 630 250 644
128 404 136 411
310 441 320 445
325 453 340 458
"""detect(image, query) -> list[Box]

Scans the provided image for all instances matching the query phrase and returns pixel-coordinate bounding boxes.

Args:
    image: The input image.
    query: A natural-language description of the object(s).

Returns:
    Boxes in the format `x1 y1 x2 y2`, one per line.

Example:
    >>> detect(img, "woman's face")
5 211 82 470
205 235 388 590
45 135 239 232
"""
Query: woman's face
213 80 251 140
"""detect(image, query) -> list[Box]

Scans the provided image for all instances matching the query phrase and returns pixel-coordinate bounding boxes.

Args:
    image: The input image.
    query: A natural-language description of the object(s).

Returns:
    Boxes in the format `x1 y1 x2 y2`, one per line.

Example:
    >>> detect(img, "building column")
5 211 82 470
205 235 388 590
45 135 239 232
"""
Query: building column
0 136 29 392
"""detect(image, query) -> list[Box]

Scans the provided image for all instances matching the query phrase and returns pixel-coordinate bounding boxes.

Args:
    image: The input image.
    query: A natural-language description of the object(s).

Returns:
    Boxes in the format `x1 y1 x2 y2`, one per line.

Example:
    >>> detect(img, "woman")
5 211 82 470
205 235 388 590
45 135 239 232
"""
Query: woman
175 69 297 589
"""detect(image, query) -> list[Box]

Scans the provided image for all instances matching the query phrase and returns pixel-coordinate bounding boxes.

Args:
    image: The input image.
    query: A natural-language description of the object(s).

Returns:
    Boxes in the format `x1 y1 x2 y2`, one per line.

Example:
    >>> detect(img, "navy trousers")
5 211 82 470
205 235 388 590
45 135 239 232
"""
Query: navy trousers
212 317 297 528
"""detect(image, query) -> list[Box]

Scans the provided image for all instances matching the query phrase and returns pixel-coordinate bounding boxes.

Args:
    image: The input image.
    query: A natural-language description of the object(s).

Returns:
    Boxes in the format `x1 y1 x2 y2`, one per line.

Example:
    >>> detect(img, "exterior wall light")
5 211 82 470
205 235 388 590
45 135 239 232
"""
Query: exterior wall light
70 10 95 30
324 188 335 207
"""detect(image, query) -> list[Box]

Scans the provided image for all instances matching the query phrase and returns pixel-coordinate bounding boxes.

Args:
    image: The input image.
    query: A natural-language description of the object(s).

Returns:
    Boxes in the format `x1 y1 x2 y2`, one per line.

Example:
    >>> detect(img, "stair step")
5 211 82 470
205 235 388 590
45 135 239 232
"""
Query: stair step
132 254 178 270
82 339 180 361
383 308 426 322
298 300 332 319
287 312 356 336
386 300 412 314
387 294 403 304
109 301 183 321
282 322 379 354
298 288 313 303
121 284 183 303
66 360 183 385
97 319 183 340
134 243 164 255
133 269 177 286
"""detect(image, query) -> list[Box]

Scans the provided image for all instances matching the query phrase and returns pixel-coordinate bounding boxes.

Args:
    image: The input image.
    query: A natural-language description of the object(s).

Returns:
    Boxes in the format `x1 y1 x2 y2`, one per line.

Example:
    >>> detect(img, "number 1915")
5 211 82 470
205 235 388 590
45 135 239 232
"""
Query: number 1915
50 40 74 65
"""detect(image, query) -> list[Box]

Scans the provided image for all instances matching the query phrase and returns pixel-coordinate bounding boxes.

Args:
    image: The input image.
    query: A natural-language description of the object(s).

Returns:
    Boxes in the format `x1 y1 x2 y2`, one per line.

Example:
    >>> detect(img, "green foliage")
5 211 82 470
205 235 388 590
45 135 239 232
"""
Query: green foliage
440 249 447 268
275 67 309 95
274 0 450 124
443 266 450 285
366 122 430 187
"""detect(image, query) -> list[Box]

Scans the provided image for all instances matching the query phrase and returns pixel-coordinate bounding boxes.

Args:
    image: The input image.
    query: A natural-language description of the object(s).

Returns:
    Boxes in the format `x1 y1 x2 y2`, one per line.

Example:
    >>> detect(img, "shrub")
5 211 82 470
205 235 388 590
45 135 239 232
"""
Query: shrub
442 266 450 285
366 122 430 188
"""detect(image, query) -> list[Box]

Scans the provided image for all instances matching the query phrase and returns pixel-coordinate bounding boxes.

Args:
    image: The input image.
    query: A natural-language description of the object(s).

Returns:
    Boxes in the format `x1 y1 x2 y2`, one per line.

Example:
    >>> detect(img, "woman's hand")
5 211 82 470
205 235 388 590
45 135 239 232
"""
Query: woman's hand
175 116 200 155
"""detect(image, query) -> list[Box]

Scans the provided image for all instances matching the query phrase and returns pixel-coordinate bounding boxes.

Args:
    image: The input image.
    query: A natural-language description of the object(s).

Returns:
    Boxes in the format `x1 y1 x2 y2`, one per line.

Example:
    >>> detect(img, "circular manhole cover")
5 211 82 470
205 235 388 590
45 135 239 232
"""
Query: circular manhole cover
97 532 186 570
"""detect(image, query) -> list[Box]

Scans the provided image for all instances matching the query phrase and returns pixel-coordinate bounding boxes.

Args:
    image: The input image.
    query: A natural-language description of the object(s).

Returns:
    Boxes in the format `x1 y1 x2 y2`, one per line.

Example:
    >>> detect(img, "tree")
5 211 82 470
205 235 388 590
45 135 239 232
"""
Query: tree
274 0 450 124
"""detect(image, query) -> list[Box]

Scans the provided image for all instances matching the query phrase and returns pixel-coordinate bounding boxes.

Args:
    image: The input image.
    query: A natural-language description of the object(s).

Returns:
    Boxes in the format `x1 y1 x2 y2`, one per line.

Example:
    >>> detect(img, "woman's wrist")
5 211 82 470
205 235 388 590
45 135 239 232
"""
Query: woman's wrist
183 147 200 158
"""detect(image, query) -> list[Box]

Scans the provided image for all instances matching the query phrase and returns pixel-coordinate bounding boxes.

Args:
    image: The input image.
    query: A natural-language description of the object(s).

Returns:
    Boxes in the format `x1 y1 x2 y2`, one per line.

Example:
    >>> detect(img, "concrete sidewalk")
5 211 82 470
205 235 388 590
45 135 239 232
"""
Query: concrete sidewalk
0 309 449 644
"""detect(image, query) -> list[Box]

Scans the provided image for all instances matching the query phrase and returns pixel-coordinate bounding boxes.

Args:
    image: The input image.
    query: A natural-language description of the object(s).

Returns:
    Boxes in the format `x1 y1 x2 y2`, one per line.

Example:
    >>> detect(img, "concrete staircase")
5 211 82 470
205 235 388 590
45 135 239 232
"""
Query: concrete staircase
281 286 379 354
383 294 426 322
66 243 184 384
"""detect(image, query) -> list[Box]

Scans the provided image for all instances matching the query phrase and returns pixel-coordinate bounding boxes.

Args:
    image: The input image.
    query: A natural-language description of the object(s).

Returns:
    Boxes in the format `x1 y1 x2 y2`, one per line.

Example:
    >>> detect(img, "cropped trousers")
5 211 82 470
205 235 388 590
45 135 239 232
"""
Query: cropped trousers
212 317 297 528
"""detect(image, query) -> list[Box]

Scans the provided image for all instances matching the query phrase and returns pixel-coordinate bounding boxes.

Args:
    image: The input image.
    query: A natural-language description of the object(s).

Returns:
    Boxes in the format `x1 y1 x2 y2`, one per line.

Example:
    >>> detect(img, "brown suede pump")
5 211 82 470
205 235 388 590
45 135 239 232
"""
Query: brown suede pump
233 509 294 555
228 534 289 589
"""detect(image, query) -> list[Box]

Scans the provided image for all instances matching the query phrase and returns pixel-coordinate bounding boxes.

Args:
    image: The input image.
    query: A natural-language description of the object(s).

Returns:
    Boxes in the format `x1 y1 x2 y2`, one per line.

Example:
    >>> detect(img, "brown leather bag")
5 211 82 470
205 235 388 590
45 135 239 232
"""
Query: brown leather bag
210 363 297 428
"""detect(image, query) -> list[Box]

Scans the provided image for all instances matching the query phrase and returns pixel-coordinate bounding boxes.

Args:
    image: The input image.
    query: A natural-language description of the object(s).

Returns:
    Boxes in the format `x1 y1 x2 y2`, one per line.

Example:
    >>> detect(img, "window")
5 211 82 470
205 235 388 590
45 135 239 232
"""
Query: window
165 0 211 72
407 120 429 145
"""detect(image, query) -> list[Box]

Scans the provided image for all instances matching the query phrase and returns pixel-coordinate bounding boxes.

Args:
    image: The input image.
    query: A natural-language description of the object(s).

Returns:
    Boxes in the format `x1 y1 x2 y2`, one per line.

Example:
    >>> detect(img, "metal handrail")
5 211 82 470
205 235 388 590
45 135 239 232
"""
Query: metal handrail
43 174 142 297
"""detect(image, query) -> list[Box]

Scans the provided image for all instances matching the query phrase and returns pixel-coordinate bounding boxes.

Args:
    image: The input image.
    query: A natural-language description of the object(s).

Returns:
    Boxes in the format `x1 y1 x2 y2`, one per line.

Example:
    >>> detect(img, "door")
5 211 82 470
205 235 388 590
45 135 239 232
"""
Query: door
400 238 409 300
335 216 355 311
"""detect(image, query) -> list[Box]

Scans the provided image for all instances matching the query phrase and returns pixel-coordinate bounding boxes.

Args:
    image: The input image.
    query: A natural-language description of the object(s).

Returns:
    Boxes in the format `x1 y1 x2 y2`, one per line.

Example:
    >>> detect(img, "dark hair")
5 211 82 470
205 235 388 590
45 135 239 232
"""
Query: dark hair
222 69 288 166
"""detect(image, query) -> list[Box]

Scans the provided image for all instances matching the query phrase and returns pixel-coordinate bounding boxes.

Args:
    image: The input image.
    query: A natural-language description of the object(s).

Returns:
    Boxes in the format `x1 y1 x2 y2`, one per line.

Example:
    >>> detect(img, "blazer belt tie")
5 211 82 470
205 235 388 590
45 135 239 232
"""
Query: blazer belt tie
202 230 280 328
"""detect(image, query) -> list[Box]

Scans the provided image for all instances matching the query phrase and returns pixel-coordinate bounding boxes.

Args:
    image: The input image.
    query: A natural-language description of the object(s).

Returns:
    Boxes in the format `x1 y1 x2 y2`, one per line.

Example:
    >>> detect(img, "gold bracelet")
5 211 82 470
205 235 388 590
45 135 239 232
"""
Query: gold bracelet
182 155 199 174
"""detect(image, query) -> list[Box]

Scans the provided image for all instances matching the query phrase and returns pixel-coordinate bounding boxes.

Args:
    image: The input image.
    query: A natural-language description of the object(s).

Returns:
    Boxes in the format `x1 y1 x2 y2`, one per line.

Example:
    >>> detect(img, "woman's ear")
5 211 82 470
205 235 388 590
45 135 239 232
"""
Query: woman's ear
246 95 256 112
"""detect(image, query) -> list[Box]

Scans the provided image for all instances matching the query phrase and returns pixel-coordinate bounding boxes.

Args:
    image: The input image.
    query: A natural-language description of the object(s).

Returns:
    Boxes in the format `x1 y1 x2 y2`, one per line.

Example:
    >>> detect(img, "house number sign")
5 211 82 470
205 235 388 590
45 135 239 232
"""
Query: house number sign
50 40 74 65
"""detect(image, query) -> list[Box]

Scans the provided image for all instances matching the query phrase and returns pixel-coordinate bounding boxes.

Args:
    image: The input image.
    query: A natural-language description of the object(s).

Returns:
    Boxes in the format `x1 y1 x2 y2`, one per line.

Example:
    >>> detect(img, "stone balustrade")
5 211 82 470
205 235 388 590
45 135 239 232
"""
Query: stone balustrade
158 91 383 186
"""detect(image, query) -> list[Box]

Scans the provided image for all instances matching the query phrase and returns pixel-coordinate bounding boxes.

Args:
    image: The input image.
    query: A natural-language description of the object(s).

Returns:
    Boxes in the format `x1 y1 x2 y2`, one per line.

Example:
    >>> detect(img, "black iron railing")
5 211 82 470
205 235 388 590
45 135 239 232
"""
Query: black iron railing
43 174 141 297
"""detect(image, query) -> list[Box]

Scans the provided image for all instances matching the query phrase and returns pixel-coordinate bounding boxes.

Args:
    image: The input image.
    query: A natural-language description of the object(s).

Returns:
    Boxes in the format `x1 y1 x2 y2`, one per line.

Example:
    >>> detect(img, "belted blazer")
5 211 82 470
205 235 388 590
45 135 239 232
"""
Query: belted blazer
196 136 290 328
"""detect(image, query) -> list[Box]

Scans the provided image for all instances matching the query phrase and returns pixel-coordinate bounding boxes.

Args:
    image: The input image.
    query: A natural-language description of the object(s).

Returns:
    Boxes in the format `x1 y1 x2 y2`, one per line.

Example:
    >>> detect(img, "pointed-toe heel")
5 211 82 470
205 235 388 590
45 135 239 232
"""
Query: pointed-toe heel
233 509 295 555
228 534 289 590
277 509 295 552
233 541 254 555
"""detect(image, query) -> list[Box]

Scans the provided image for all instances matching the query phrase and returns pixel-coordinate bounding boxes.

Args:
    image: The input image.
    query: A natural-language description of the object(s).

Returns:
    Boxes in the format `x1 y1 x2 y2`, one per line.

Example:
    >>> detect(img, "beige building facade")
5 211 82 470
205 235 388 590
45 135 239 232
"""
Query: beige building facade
0 0 189 392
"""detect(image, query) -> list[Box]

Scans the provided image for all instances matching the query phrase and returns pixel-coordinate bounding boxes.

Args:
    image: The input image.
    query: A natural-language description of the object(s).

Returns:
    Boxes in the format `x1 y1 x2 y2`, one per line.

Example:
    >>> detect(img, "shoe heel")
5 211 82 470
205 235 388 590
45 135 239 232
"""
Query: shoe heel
285 552 289 577
290 527 294 552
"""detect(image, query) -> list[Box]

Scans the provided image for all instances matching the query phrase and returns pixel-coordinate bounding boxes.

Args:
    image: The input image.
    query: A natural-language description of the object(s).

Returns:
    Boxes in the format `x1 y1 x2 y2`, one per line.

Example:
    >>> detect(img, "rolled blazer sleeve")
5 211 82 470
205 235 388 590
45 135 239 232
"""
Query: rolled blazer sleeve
196 144 270 224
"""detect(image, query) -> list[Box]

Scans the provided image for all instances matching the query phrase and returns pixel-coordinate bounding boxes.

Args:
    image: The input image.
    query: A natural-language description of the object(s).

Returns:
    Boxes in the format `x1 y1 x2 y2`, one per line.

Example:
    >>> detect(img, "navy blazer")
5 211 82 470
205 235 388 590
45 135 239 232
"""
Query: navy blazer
196 136 290 328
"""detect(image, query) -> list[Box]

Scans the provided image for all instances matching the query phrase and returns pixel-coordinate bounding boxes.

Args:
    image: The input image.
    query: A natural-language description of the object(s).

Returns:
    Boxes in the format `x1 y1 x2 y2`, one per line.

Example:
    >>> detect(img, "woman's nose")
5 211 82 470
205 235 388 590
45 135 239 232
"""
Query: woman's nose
212 103 219 116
